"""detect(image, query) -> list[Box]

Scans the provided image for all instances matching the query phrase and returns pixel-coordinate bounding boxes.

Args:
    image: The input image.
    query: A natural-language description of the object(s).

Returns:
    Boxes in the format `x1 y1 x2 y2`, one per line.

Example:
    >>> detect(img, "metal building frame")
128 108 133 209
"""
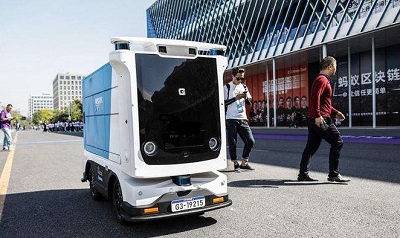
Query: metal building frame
147 0 400 128
147 0 399 69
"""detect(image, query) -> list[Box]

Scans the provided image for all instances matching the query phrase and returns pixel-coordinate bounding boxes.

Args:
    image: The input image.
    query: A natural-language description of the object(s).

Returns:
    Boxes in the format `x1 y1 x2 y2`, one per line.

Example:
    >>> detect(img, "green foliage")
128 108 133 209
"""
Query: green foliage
30 100 83 125
71 99 83 121
52 109 69 123
21 120 29 128
11 111 22 122
32 109 54 125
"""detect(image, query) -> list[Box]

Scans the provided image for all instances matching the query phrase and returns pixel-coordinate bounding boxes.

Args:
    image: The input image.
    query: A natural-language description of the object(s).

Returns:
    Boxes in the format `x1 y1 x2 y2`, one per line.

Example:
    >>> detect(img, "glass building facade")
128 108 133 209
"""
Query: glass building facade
147 0 400 127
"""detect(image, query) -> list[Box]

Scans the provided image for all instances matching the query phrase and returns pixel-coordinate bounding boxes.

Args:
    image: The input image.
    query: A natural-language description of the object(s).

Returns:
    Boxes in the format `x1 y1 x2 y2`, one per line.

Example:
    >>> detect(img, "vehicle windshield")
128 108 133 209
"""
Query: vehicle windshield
136 53 222 165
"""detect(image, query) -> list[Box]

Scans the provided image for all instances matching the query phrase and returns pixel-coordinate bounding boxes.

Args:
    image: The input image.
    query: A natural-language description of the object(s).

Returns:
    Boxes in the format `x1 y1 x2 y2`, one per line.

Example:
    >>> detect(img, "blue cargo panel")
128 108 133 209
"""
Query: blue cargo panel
83 63 113 159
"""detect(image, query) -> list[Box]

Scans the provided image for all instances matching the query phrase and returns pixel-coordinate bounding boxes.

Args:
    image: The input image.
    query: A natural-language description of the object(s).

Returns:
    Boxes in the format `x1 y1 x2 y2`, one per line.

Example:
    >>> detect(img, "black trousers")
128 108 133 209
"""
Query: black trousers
226 119 255 161
299 117 343 177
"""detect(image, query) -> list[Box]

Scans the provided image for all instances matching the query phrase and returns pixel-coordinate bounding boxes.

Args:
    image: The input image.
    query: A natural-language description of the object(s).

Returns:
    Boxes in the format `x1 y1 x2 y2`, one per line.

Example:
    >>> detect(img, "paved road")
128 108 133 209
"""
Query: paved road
0 130 399 237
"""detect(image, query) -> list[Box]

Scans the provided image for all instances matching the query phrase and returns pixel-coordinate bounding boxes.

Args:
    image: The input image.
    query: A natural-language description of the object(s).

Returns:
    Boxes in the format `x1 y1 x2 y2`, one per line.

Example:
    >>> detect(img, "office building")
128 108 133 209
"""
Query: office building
53 73 85 111
147 0 400 127
28 93 53 119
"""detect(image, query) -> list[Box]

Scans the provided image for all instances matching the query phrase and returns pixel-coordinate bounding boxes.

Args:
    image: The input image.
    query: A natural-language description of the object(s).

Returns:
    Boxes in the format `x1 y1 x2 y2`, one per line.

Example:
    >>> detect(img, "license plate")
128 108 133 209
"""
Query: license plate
171 196 205 212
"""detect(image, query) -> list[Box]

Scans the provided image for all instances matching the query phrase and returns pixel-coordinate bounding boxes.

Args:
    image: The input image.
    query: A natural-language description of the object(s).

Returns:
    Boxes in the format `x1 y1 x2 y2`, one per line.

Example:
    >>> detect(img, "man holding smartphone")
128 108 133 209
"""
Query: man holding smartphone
224 67 255 172
1 104 14 151
298 57 350 182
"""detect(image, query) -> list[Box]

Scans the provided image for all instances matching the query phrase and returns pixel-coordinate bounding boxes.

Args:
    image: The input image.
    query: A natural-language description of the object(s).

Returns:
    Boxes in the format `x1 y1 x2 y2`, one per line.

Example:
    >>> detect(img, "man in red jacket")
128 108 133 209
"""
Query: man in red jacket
298 56 350 182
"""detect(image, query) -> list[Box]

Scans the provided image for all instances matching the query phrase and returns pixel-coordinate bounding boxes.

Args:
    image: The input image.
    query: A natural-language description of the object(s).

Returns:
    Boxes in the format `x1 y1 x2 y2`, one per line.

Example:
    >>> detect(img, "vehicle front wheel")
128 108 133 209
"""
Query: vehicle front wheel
112 179 127 224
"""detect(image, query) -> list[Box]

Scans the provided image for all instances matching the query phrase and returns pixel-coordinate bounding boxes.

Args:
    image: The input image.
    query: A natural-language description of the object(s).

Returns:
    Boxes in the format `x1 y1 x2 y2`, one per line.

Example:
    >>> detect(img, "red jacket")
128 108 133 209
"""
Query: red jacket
308 74 338 118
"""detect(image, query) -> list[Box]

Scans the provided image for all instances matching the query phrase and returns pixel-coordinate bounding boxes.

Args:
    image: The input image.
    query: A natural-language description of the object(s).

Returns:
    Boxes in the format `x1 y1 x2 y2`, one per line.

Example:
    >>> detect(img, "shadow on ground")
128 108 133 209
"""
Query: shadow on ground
234 137 400 184
0 189 217 238
228 179 349 188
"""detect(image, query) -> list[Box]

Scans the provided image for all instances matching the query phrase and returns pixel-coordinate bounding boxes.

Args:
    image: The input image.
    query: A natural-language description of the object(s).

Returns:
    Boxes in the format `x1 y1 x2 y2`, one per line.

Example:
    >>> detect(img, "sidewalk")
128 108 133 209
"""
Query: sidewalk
251 126 400 144
251 126 400 137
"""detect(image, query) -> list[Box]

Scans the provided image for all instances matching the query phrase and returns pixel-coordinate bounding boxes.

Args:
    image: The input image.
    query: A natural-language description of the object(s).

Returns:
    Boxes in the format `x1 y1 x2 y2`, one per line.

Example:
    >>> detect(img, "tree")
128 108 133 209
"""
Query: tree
32 109 54 125
11 111 22 122
71 99 83 121
52 109 69 123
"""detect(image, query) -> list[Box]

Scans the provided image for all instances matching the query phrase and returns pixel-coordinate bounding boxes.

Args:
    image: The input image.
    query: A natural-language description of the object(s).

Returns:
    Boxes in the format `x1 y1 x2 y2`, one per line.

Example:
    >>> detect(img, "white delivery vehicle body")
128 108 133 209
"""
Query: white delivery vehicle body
81 37 232 223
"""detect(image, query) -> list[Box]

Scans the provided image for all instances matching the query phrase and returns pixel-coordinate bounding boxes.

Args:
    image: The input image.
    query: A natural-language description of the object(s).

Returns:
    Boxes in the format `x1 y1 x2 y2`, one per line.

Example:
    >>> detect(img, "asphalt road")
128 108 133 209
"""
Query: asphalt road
0 129 399 238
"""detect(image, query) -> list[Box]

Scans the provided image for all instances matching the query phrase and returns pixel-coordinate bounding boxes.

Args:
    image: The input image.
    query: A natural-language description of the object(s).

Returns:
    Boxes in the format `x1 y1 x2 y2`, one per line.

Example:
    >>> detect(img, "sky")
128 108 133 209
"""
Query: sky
0 0 156 115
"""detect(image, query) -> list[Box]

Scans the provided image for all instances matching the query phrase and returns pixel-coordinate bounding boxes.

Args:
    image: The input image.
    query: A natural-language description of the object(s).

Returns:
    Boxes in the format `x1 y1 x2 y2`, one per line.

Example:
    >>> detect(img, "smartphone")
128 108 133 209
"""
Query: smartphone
321 121 328 130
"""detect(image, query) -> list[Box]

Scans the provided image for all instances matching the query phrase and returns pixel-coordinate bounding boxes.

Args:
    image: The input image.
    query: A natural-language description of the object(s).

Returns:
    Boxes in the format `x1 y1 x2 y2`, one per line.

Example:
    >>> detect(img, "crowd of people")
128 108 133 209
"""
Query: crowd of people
41 121 84 132
0 117 83 132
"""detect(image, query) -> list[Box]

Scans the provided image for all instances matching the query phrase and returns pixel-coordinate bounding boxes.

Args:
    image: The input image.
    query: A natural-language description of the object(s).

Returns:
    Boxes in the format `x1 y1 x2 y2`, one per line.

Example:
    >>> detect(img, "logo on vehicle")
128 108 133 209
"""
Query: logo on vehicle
178 88 186 96
95 96 104 111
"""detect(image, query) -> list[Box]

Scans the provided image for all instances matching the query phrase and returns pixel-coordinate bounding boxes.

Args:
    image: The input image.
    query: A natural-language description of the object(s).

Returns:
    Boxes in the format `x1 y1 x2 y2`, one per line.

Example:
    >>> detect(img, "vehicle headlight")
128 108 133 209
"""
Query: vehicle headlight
208 137 220 151
143 141 158 156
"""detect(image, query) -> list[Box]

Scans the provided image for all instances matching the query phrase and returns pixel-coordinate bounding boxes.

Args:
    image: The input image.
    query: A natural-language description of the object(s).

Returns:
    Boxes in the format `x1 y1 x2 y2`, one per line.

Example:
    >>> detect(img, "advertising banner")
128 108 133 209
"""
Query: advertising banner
246 64 309 127
333 45 400 126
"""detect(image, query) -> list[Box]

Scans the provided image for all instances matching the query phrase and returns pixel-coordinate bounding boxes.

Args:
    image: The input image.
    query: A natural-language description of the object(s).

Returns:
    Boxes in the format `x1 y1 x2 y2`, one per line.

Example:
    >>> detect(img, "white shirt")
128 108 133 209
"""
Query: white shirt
224 82 252 120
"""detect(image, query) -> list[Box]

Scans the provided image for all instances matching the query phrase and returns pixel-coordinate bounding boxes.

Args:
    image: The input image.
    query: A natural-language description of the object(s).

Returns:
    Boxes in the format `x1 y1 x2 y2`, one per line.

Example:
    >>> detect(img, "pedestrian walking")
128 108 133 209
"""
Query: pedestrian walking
224 67 255 171
298 56 350 182
1 104 14 151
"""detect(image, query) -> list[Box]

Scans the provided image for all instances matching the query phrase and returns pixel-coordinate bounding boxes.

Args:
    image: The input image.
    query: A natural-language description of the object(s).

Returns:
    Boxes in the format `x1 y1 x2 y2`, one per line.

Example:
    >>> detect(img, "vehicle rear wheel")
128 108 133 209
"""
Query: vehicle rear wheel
112 179 127 224
89 166 102 201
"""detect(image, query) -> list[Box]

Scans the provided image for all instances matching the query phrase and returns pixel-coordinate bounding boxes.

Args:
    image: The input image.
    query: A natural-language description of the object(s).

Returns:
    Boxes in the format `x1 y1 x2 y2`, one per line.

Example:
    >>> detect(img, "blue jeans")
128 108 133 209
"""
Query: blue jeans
299 117 343 177
226 119 255 161
2 127 12 149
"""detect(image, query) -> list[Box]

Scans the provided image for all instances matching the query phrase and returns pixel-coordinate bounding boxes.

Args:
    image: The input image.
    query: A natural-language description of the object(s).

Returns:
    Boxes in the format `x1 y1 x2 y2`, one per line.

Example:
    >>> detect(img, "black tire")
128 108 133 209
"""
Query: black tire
89 166 102 201
112 179 127 224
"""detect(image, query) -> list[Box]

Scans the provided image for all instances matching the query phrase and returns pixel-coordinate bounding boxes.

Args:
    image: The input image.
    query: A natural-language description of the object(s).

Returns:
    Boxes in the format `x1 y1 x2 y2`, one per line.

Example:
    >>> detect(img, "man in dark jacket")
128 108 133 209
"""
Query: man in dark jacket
298 56 350 182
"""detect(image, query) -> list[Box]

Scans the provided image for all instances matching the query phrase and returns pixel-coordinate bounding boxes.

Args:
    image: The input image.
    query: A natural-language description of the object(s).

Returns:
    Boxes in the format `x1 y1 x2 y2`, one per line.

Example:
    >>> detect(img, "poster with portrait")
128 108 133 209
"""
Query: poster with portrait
263 65 309 127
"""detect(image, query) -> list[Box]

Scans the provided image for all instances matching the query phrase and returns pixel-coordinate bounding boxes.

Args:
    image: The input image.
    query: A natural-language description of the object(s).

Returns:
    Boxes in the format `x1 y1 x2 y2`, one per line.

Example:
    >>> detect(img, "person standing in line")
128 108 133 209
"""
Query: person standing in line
1 104 14 151
298 56 350 182
224 67 255 171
